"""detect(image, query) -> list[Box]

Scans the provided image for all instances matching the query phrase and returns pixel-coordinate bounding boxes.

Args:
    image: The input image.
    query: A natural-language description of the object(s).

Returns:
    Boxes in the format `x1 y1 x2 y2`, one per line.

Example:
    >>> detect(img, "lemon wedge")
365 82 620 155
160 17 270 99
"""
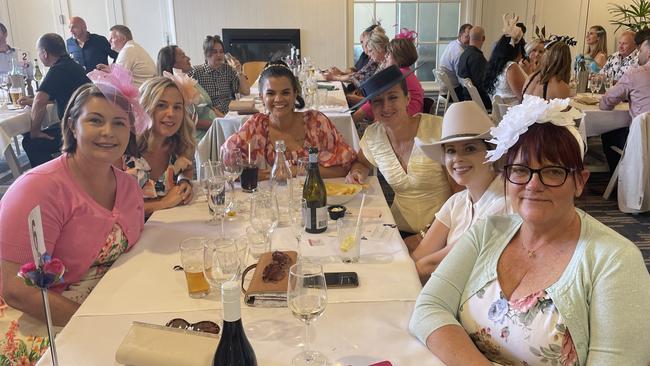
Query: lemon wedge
340 235 356 252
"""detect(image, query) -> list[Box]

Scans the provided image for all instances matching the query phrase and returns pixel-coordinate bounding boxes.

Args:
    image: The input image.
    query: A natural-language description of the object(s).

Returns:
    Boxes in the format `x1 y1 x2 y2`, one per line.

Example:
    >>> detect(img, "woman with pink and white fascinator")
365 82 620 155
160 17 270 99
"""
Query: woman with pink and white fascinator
410 95 650 365
0 69 146 337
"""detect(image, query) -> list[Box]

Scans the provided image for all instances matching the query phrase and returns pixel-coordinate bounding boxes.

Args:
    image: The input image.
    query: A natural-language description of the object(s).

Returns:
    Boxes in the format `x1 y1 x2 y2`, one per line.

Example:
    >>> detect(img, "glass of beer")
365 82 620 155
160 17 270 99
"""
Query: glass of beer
9 86 23 107
180 237 211 298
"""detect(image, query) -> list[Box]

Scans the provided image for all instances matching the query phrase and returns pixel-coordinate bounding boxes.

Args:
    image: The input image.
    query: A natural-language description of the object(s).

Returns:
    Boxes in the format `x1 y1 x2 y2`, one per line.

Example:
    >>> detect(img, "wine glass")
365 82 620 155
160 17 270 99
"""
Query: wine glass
203 237 240 291
249 191 279 252
290 198 307 257
588 73 602 97
295 157 308 191
200 161 222 202
603 74 613 92
221 147 244 219
287 261 328 366
207 175 227 235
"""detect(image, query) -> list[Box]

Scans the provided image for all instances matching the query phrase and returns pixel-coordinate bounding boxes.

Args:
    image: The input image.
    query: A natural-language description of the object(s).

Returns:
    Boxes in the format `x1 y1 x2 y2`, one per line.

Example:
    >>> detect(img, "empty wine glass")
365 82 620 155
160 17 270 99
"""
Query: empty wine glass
221 147 244 219
203 237 240 291
200 161 222 203
295 157 308 191
603 74 613 92
249 191 279 252
589 73 602 97
290 198 307 257
207 175 227 235
287 261 328 366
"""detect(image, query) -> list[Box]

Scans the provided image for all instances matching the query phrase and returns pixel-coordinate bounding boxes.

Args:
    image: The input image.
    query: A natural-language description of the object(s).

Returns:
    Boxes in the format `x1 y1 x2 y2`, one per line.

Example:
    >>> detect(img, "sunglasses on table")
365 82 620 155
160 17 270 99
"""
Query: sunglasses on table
165 318 220 334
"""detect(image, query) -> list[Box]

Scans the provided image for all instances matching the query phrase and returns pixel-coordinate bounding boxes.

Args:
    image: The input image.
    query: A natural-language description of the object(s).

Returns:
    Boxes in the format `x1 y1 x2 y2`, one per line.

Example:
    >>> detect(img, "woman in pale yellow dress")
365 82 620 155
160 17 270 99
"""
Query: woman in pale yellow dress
346 66 454 235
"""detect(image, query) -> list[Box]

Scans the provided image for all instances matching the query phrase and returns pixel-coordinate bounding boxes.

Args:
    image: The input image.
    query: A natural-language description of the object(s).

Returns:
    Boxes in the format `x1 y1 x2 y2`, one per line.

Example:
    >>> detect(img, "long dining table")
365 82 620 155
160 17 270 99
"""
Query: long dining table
37 177 445 365
570 93 631 140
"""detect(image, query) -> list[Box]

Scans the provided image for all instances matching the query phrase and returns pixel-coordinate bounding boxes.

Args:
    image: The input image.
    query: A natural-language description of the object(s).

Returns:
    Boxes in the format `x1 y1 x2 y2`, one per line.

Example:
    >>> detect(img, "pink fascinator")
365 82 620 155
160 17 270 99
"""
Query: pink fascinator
86 64 152 134
395 28 418 42
502 13 524 46
163 68 202 106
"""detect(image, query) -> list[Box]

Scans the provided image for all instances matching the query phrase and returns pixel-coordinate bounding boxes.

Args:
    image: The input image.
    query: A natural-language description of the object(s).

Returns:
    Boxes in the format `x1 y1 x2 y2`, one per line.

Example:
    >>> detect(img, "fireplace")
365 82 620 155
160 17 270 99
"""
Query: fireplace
222 28 300 64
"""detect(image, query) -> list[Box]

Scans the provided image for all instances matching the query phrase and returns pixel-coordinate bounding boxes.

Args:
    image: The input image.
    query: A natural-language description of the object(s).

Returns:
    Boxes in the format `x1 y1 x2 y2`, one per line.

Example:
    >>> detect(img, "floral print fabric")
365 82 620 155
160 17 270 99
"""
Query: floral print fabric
123 154 193 199
222 111 356 169
459 280 578 366
61 224 130 304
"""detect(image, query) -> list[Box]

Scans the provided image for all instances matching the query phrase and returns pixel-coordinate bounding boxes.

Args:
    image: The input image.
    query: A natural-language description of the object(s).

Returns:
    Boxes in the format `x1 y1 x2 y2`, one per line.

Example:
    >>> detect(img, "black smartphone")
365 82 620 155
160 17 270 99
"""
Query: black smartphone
325 272 359 288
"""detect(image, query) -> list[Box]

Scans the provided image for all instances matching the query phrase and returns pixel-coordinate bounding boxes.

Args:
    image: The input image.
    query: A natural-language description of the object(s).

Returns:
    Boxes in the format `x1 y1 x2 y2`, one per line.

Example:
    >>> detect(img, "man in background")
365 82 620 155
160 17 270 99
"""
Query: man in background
20 33 90 167
600 29 650 171
438 23 472 99
600 31 638 82
66 16 117 71
457 26 491 110
97 25 155 87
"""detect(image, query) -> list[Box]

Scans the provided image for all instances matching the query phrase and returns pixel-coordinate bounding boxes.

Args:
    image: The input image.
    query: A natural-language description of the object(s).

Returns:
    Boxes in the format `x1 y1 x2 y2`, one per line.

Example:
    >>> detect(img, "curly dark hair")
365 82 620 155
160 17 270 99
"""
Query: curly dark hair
484 35 525 95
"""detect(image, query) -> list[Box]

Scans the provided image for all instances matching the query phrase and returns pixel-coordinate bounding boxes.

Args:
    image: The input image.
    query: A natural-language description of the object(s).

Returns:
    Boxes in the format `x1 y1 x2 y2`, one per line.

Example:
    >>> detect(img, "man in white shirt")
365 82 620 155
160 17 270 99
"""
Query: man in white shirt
438 23 472 98
600 31 638 81
97 25 156 87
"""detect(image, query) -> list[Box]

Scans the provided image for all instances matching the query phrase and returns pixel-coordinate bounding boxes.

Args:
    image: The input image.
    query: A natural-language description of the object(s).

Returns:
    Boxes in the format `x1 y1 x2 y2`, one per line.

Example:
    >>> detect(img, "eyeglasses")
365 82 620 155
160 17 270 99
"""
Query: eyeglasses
504 164 574 187
165 318 220 334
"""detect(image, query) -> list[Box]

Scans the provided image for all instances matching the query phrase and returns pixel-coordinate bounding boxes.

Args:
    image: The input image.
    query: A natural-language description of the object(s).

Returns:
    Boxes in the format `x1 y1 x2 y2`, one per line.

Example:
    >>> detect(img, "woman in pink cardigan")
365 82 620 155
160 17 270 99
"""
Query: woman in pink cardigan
0 76 145 327
352 33 424 123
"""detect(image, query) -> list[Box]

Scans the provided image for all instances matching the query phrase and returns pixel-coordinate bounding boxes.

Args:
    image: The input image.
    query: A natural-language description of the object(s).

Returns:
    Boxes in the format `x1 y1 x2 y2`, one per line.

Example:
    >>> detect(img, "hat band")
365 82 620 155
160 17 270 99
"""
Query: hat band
439 133 482 142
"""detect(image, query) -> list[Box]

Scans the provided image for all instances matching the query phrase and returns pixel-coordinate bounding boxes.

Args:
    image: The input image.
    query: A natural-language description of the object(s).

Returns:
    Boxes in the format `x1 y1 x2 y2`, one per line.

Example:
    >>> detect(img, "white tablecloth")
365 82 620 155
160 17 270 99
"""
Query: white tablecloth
39 177 442 365
570 94 630 139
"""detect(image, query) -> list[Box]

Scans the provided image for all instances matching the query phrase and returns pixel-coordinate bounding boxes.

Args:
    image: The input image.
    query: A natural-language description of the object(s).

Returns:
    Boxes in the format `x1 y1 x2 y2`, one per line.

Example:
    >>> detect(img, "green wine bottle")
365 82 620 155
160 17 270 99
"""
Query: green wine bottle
302 147 327 233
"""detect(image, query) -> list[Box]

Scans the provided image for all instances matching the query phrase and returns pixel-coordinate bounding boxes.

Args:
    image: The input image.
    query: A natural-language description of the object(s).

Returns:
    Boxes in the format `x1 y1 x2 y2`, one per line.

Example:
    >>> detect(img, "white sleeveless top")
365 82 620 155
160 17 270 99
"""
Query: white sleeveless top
493 61 520 104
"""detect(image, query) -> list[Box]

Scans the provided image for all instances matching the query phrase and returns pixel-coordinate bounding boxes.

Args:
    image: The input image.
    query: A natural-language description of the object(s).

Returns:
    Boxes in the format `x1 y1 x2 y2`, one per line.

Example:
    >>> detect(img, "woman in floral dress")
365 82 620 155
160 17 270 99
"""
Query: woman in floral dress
409 96 650 365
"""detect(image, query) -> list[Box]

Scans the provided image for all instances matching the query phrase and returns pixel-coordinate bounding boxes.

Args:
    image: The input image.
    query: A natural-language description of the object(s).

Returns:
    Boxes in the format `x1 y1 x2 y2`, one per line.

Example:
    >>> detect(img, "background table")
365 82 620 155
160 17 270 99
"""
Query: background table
570 94 630 139
38 177 444 365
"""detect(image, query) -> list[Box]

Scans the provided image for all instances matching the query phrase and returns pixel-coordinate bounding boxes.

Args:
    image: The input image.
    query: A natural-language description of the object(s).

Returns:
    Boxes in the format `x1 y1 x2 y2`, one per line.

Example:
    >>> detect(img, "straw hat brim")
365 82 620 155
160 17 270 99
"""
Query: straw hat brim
415 130 492 163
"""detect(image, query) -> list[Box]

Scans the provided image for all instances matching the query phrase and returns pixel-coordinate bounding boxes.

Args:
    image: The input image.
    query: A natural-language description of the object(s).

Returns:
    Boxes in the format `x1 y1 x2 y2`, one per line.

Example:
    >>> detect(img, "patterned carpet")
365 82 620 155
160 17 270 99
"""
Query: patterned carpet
379 172 650 272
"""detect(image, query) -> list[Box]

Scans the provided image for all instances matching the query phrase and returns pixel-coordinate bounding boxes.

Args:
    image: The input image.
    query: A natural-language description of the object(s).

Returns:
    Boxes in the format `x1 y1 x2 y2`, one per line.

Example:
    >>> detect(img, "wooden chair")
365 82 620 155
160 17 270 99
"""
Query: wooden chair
459 77 487 113
242 61 267 84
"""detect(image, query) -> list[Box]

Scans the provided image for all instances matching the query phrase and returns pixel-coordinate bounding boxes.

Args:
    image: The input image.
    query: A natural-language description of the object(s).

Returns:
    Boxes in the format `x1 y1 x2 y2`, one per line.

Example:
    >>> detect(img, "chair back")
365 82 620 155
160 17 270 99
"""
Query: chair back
243 61 267 84
460 77 487 113
434 69 459 102
615 112 650 213
423 97 435 114
491 95 513 124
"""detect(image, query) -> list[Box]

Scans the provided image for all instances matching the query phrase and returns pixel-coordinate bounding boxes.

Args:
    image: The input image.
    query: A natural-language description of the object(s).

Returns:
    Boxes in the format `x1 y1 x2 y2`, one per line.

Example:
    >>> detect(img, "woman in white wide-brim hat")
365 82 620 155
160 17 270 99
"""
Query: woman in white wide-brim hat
411 101 509 283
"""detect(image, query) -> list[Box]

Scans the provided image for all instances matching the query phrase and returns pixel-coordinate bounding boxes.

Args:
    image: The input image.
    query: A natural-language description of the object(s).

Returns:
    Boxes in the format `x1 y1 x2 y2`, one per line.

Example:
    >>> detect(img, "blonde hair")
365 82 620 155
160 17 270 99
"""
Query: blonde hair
366 27 389 53
539 42 571 84
525 38 544 57
587 25 608 58
138 77 196 159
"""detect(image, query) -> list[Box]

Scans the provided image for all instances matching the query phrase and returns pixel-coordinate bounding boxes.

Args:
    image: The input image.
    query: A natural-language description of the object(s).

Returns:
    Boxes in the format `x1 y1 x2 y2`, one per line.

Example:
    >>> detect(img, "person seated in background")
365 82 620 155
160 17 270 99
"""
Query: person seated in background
521 38 545 75
123 76 196 216
157 45 221 140
0 79 146 328
353 30 424 122
19 33 91 168
409 102 506 283
325 23 378 77
66 16 117 71
0 23 18 74
484 34 527 105
223 61 355 180
409 95 650 365
457 26 492 110
97 25 156 87
522 39 572 100
599 30 638 82
599 28 650 172
346 66 453 236
577 25 608 73
438 24 473 99
188 35 250 115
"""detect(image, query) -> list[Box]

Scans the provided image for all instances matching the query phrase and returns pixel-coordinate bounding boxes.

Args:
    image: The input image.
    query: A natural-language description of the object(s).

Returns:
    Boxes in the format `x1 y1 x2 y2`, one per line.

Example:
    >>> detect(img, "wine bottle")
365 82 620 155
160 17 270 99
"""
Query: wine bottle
303 147 327 233
270 140 293 226
213 281 257 366
33 59 43 83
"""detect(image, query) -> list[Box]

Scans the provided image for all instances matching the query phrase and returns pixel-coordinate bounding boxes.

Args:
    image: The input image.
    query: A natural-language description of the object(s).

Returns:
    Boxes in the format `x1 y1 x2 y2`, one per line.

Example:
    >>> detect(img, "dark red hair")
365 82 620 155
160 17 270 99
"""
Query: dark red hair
502 123 585 185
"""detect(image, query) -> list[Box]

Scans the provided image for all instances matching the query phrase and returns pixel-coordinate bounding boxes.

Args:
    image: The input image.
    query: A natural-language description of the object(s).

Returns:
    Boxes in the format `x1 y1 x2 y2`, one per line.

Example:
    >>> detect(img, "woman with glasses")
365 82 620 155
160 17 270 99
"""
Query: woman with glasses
410 96 650 365
188 35 250 114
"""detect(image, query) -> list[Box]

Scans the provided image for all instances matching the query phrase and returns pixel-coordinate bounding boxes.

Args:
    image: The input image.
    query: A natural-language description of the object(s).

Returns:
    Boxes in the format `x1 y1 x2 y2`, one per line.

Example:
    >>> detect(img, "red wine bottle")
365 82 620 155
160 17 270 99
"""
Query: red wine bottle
213 281 257 366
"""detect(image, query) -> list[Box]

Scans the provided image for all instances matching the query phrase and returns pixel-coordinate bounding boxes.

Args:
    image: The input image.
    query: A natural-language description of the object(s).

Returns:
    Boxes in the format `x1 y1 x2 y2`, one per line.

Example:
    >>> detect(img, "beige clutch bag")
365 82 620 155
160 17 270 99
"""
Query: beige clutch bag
115 322 218 366
243 251 298 308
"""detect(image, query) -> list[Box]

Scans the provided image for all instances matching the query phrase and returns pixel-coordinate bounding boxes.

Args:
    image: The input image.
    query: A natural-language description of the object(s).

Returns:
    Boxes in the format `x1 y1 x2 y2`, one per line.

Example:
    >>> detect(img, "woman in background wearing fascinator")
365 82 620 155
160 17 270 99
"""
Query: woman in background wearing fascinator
409 95 650 365
0 65 146 330
523 37 574 100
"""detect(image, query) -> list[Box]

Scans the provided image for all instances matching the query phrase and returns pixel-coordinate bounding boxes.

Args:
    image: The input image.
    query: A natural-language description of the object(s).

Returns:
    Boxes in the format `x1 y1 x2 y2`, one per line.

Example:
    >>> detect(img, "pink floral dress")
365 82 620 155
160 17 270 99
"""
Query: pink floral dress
222 110 356 169
459 280 578 366
0 224 129 365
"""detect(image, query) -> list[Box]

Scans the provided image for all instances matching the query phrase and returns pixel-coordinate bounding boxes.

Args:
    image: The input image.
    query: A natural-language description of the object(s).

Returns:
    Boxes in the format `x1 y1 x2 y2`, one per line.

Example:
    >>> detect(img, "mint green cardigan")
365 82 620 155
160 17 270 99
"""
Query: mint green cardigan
409 209 650 365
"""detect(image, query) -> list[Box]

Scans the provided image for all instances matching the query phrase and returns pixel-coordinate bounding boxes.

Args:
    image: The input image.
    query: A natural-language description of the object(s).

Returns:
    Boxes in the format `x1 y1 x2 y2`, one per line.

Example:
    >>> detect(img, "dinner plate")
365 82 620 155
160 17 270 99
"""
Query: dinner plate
326 182 363 205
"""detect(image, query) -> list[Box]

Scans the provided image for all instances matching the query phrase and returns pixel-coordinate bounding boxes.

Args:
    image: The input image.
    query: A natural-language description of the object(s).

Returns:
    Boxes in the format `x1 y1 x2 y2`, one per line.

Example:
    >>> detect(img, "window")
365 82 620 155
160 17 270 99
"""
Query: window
353 0 462 82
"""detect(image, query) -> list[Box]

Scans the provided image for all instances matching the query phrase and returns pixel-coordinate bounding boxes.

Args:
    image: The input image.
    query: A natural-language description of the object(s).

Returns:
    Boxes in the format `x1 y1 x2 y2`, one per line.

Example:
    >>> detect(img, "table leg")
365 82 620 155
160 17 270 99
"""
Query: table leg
12 136 21 155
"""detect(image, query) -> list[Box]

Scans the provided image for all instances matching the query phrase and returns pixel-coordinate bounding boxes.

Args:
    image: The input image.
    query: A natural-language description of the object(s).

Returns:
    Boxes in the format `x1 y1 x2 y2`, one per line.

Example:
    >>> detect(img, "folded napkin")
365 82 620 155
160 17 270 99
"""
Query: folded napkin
317 105 348 113
573 95 599 105
228 100 258 114
115 322 218 366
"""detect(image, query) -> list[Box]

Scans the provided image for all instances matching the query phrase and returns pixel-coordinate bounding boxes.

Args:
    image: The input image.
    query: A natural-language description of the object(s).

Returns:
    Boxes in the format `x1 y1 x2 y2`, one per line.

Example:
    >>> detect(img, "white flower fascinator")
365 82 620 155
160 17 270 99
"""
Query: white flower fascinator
502 13 524 46
485 95 585 163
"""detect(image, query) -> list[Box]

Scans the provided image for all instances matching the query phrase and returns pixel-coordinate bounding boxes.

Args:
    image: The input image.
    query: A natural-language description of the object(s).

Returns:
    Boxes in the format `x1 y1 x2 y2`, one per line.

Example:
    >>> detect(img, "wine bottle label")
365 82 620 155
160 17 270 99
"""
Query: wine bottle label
303 206 327 230
308 153 318 164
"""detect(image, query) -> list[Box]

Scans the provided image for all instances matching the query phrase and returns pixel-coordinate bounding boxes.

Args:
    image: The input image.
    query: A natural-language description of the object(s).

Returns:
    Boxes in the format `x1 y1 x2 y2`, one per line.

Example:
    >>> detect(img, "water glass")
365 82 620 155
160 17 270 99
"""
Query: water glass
222 147 244 218
207 176 227 235
250 191 279 250
180 237 211 298
336 218 362 263
203 237 240 291
287 261 328 366
246 226 270 259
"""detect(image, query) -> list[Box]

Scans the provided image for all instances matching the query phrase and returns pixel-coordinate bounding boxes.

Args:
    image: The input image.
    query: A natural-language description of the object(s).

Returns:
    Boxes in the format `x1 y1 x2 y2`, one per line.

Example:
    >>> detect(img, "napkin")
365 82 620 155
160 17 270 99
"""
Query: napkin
573 95 599 105
228 100 258 114
317 105 348 113
115 322 218 366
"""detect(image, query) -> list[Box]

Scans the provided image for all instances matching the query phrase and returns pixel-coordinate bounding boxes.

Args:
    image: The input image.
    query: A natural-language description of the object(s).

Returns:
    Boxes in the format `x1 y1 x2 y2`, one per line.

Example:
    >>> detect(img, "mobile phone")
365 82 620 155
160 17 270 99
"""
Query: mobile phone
325 272 359 288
